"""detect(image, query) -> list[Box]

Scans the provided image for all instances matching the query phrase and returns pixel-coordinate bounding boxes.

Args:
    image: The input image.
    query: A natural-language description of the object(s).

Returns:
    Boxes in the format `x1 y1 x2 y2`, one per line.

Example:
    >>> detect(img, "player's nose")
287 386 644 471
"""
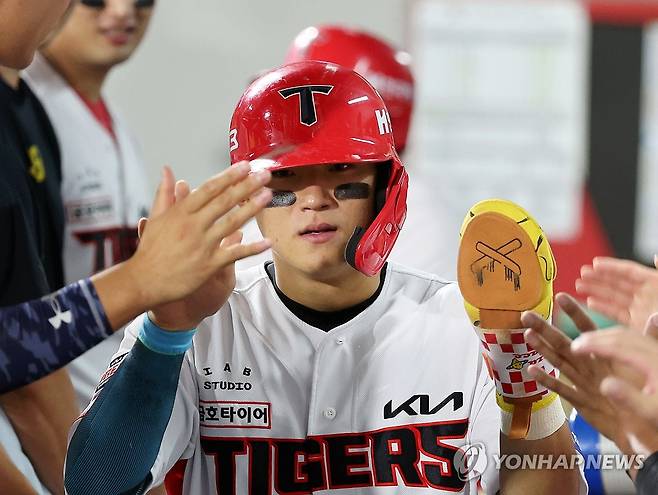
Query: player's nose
297 185 335 212
103 0 137 21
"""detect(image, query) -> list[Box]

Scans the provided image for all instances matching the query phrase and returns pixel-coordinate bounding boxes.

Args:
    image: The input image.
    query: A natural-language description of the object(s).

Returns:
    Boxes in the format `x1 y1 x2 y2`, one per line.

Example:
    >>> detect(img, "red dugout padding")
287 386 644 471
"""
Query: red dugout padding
588 0 658 25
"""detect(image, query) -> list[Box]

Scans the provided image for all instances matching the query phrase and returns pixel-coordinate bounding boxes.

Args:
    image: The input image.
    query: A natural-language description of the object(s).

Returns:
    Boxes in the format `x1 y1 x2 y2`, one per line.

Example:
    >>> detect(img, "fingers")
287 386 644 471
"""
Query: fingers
150 165 175 217
137 217 148 239
522 311 574 356
220 230 243 249
571 330 656 377
528 365 584 408
555 293 598 333
644 313 658 339
215 238 272 266
600 376 657 423
522 311 587 391
175 180 191 202
183 161 252 213
524 326 581 382
591 257 655 284
584 298 630 327
581 262 642 291
198 170 271 229
208 187 272 239
576 272 634 318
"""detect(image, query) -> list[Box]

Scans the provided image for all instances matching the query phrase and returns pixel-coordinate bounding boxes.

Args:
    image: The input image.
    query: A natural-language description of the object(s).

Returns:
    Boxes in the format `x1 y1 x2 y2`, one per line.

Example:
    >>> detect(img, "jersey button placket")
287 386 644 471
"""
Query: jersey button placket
324 407 336 420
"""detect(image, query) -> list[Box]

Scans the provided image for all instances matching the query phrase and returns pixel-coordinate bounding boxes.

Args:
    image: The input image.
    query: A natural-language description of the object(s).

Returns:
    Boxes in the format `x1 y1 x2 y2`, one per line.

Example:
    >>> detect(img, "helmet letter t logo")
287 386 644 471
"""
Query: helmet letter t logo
279 85 333 126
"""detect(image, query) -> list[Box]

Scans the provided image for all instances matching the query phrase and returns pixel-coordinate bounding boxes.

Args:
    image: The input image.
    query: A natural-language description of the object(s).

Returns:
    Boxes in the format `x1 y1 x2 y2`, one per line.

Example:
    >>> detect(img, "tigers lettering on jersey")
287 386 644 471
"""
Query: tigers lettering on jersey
199 419 469 493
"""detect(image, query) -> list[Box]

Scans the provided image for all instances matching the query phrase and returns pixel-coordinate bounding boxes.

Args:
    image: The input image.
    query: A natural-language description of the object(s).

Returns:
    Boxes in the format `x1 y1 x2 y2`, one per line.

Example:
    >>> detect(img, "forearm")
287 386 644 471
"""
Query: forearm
500 422 580 494
0 446 39 495
0 279 112 393
90 259 151 330
1 369 78 495
65 331 186 495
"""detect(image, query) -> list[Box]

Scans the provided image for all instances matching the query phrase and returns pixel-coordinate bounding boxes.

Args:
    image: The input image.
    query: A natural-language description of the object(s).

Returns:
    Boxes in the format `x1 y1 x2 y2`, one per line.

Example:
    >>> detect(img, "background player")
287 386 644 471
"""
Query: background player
26 0 154 410
64 61 581 495
0 0 273 396
0 53 75 494
0 0 273 417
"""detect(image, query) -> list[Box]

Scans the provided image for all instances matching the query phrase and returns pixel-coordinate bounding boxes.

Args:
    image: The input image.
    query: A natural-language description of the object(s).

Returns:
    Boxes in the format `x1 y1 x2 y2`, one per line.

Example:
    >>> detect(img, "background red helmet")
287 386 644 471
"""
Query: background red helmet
285 25 415 153
229 60 408 276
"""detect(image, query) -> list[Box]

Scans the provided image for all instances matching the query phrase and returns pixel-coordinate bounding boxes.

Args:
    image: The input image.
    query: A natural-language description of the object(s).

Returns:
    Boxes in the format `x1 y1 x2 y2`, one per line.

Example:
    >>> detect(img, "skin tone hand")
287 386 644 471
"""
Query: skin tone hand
520 293 637 456
576 256 658 333
571 323 658 457
90 163 271 330
138 166 273 330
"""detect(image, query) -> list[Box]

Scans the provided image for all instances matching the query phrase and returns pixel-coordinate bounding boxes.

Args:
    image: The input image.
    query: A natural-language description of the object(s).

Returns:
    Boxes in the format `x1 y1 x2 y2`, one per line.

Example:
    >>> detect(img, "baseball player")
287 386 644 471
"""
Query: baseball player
65 61 582 494
238 25 458 280
0 0 273 392
24 0 154 409
0 165 272 392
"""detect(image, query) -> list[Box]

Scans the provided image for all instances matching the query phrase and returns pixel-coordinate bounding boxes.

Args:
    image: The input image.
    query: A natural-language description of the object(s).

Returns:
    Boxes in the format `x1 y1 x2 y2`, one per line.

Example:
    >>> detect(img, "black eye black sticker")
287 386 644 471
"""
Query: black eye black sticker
334 183 371 200
266 190 297 208
265 183 370 207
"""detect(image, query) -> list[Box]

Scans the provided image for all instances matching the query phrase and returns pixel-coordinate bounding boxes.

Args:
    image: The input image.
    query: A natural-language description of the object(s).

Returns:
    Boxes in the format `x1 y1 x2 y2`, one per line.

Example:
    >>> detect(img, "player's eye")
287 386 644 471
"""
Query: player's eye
272 169 295 179
329 163 354 172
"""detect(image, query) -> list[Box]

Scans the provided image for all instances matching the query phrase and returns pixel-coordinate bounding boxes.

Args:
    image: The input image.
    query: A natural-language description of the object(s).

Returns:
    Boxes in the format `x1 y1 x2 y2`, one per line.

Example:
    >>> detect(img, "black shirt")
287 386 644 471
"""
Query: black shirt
265 262 386 331
0 76 64 306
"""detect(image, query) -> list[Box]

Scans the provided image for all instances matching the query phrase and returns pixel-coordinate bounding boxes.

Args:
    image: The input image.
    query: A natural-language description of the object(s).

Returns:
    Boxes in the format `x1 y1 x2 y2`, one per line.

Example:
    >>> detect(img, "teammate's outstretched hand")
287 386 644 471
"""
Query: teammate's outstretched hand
137 164 272 330
576 256 658 332
90 163 271 331
520 293 636 454
128 162 271 310
572 326 658 456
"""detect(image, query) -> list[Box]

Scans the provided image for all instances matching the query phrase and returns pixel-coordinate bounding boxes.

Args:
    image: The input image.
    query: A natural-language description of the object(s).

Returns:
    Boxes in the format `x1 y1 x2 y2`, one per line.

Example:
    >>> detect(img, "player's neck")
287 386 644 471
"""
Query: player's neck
42 48 109 102
272 260 381 312
0 66 20 89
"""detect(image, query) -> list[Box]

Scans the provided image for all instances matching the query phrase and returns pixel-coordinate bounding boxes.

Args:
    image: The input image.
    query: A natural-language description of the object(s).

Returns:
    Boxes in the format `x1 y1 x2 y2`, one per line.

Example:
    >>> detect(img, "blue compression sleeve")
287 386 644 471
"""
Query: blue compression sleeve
65 327 186 495
0 279 112 393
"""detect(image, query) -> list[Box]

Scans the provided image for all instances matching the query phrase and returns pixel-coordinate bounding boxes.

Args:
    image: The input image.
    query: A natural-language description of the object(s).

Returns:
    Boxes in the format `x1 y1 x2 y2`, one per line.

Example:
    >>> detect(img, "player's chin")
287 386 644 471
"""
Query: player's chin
96 41 136 64
306 252 347 279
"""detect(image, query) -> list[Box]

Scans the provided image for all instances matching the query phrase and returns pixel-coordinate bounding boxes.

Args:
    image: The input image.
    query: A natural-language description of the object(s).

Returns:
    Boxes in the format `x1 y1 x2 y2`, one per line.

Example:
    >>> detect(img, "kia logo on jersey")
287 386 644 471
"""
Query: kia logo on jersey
278 85 333 126
384 392 464 419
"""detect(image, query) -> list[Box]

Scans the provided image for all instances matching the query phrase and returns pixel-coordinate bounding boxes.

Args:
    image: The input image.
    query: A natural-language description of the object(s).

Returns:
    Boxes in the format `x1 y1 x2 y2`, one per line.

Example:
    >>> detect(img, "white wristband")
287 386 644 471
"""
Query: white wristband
498 392 566 440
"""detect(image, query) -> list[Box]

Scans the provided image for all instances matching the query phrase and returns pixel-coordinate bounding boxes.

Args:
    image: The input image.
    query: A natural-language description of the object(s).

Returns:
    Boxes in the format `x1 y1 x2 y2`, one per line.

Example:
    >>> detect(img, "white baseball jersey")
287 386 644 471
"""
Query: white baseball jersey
237 169 459 281
111 263 502 494
24 53 150 408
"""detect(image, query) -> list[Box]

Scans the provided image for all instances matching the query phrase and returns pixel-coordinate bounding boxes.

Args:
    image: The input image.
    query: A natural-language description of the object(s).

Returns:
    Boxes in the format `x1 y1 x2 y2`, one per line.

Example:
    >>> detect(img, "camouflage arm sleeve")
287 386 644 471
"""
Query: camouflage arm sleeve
0 279 112 393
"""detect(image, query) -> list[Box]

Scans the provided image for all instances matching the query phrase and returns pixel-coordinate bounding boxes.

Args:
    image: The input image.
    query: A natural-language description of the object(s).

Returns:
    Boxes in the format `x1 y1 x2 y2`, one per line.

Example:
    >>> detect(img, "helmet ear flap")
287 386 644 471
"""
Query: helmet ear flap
345 226 365 271
374 161 392 213
345 160 393 272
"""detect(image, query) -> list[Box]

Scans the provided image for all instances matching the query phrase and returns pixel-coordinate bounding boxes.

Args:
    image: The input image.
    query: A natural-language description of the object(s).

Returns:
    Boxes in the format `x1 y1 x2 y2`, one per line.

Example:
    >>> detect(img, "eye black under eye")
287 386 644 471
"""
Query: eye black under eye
272 169 294 179
329 163 354 172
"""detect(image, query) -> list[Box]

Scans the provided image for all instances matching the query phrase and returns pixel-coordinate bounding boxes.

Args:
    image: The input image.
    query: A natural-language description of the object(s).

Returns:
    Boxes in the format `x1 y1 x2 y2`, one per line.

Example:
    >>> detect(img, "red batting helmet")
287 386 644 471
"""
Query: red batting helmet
285 25 415 153
229 61 408 276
